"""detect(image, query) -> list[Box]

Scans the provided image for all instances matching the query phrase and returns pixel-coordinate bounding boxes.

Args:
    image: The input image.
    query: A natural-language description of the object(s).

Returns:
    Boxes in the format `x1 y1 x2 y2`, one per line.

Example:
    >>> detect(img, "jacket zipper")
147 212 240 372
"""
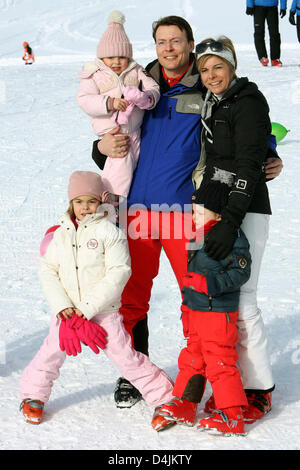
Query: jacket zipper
168 106 172 120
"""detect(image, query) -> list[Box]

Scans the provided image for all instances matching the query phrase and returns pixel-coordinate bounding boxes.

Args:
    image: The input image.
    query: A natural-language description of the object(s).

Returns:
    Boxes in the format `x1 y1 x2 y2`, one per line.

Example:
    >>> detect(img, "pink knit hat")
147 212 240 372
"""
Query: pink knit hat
68 171 109 202
97 10 132 59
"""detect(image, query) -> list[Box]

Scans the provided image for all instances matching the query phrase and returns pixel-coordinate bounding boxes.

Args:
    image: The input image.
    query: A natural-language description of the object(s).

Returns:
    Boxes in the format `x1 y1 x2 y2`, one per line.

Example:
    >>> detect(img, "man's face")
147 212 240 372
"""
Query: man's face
155 25 194 78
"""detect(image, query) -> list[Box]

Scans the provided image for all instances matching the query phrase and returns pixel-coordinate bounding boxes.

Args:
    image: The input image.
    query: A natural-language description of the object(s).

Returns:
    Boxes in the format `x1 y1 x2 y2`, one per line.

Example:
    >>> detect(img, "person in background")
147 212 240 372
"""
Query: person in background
289 0 300 66
246 0 287 66
22 42 35 65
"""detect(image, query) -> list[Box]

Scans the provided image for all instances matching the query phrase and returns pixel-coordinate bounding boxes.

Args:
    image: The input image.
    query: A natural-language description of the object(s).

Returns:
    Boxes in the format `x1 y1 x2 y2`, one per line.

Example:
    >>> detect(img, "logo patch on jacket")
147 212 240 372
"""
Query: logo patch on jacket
237 255 248 269
87 239 98 249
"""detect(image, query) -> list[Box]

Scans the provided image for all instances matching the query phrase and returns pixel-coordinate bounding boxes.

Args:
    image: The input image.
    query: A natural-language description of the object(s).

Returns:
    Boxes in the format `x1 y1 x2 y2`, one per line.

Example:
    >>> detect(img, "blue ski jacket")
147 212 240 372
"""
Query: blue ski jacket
290 0 300 13
127 58 204 210
182 226 251 313
247 0 287 8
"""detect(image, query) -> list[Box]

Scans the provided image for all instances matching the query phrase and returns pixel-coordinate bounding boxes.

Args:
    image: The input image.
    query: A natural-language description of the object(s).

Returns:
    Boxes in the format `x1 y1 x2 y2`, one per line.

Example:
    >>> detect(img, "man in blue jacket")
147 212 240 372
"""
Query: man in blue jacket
246 0 287 66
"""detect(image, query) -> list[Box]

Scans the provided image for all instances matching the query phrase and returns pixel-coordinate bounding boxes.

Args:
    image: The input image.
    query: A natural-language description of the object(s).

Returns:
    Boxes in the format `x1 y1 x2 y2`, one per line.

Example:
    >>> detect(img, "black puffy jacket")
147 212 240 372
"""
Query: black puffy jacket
201 77 272 228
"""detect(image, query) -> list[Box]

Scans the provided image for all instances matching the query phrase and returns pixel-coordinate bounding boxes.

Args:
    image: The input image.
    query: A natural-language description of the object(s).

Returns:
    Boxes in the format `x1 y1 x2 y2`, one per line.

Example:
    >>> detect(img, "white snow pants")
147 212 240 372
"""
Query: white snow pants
20 311 174 408
237 213 274 391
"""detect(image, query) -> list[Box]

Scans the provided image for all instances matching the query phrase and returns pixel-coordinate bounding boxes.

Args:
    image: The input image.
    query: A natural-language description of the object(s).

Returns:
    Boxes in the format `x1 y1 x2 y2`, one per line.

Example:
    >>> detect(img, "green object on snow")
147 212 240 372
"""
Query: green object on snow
271 122 290 143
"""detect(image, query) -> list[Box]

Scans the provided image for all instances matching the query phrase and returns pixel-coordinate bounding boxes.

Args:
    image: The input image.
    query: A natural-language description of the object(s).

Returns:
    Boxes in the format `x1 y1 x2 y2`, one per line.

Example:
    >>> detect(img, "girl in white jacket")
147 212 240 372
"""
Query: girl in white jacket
20 171 173 425
77 11 160 199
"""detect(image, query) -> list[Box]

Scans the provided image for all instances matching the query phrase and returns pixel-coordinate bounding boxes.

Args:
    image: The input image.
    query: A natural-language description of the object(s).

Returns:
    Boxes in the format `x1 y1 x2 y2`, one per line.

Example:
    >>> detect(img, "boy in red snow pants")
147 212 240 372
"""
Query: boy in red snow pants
152 180 252 436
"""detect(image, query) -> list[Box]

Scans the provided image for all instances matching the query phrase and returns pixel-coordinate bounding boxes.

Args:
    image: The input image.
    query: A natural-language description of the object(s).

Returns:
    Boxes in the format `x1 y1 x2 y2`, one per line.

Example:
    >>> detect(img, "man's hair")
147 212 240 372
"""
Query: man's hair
152 15 194 43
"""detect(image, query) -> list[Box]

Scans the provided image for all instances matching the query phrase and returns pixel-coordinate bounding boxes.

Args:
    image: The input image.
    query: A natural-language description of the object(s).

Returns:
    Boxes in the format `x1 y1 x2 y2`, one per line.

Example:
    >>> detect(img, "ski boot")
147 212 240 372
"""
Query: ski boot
243 391 272 423
20 398 44 424
260 57 269 66
271 59 282 67
197 406 247 436
151 406 176 432
158 397 197 426
114 377 142 408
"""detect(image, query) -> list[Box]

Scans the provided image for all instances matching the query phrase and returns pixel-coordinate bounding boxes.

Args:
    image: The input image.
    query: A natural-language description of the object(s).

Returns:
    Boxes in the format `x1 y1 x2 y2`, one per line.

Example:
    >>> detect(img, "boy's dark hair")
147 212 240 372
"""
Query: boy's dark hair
152 16 194 43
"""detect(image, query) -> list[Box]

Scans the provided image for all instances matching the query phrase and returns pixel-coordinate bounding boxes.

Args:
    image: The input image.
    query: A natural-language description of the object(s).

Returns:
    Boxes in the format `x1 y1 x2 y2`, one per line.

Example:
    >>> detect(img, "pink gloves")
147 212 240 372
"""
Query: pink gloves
123 86 153 110
59 318 82 356
112 87 153 125
59 315 108 356
68 315 108 354
112 103 134 125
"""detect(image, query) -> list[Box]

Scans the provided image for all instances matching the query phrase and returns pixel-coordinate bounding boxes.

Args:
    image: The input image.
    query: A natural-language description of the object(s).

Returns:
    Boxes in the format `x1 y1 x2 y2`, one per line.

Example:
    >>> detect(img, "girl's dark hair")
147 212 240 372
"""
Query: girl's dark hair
152 16 194 43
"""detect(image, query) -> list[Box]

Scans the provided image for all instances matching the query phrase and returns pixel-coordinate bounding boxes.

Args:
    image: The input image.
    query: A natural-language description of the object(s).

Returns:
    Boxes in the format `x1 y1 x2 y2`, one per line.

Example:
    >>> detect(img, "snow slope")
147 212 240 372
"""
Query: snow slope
0 0 300 451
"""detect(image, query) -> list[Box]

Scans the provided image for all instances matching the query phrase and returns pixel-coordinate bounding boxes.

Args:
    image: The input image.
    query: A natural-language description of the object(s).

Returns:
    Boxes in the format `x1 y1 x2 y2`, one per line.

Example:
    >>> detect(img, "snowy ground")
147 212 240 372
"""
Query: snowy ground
0 0 300 452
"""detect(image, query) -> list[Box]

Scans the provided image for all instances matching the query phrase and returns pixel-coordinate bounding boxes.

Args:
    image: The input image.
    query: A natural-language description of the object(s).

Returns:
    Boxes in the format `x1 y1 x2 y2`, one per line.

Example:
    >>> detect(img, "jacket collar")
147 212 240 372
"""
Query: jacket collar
146 54 201 93
59 207 107 227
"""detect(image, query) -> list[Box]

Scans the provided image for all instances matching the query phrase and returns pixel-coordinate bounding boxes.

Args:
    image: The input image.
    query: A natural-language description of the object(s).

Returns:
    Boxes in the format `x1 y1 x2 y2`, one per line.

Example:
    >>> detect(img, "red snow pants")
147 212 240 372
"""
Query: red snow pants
173 307 248 409
119 209 194 348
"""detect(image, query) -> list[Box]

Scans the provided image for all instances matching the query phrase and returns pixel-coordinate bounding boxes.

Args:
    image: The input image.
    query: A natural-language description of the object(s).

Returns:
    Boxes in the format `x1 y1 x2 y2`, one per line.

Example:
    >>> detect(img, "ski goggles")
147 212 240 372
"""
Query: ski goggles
195 40 236 68
196 40 224 55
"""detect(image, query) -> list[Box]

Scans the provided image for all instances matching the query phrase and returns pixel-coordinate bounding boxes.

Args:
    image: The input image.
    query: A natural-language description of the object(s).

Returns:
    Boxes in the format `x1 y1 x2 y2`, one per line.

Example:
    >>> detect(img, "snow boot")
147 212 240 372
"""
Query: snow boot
114 377 142 408
157 397 197 426
260 57 269 66
197 406 246 436
20 398 44 424
151 406 177 432
271 59 282 67
243 391 272 423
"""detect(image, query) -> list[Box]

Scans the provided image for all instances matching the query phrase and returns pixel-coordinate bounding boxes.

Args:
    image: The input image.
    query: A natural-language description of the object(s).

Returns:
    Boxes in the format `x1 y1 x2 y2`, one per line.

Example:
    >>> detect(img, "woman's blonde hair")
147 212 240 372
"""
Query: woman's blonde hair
196 36 237 79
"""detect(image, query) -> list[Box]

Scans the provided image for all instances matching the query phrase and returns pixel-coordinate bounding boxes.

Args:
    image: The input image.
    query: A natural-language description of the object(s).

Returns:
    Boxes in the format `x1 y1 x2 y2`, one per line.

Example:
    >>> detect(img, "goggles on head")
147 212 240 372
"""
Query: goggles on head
196 40 224 55
195 40 236 68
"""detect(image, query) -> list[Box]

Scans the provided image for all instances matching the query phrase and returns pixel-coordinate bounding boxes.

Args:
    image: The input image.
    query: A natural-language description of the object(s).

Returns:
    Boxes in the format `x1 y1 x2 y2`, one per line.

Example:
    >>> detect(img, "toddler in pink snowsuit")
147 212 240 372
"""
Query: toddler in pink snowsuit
77 11 160 199
19 171 173 425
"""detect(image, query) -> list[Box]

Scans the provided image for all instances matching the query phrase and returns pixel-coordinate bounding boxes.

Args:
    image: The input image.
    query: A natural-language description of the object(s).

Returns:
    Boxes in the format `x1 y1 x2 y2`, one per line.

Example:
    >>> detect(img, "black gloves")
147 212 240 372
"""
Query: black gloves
205 188 252 260
246 7 254 16
280 9 286 18
289 11 296 25
204 219 238 261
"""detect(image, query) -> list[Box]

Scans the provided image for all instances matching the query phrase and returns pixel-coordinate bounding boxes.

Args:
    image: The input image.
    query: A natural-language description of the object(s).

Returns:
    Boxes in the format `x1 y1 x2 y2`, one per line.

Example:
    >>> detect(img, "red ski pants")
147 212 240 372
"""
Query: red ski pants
120 210 194 345
173 308 248 409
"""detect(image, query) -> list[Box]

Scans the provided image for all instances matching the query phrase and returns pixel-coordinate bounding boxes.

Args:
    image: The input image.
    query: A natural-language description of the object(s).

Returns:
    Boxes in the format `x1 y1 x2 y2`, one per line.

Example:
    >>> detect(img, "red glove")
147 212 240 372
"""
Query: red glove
68 315 108 354
59 318 82 356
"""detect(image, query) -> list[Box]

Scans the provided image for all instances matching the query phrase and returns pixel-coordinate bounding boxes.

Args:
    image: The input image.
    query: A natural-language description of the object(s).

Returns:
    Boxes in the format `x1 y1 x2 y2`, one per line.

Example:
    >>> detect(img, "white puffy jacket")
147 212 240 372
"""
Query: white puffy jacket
39 210 131 320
